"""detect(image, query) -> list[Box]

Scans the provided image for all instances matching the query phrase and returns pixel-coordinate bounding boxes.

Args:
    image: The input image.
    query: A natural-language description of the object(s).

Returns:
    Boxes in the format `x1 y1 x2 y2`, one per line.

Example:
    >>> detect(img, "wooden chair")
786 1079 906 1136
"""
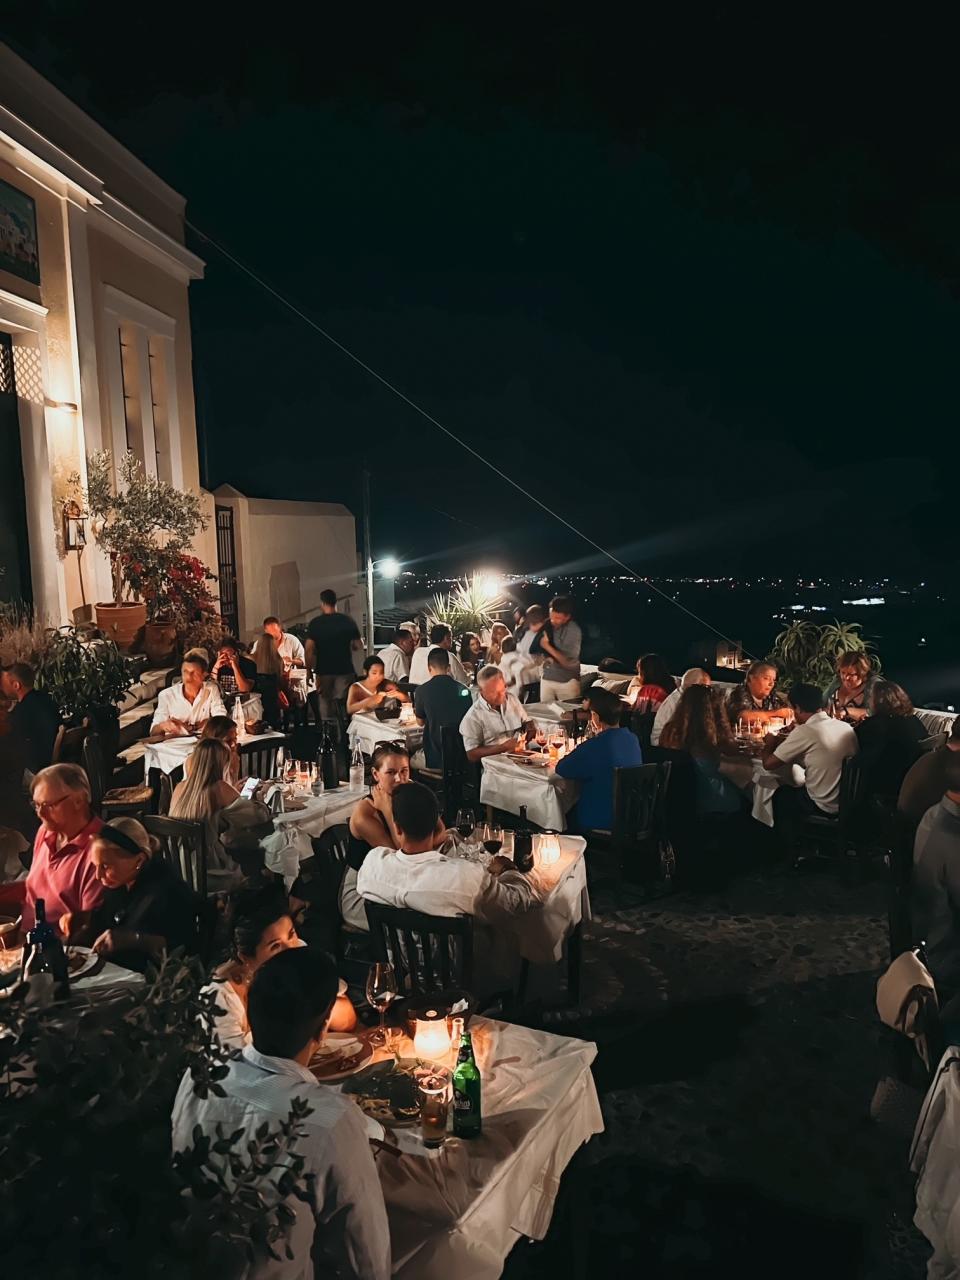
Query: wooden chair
627 710 657 754
238 736 285 781
142 814 209 898
439 725 480 826
83 733 154 818
795 754 875 866
51 721 87 765
612 762 672 883
289 824 358 959
365 902 474 996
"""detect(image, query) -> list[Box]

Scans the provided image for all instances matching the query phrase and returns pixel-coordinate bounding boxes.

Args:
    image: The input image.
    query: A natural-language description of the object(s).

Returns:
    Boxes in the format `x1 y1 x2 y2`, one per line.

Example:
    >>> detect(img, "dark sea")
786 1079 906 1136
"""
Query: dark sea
396 576 960 710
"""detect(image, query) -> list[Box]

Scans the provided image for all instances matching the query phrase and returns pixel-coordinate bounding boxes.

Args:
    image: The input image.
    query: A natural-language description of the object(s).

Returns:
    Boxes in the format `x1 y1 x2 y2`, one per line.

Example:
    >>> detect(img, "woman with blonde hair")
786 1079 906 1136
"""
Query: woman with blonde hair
59 817 199 971
171 740 272 888
485 622 512 668
201 714 241 786
660 685 743 815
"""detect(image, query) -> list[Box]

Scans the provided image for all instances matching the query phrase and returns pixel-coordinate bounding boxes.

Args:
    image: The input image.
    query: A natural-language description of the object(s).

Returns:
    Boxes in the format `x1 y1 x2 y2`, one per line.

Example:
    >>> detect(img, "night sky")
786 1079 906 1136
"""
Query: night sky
6 9 958 578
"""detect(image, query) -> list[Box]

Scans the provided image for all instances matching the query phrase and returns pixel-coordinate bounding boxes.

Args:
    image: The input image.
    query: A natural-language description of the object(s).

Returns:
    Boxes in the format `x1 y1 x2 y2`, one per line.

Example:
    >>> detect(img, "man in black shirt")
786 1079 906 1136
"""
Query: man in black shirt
306 589 363 720
1 662 60 774
413 648 471 769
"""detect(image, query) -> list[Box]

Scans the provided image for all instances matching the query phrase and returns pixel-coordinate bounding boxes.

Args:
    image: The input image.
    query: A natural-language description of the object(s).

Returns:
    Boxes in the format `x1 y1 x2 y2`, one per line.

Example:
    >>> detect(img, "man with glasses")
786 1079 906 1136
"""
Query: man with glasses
22 764 104 933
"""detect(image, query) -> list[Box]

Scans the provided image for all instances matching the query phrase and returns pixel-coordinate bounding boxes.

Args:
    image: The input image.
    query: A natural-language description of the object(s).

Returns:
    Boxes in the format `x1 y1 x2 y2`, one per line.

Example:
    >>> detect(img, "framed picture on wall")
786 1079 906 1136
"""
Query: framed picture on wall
0 179 41 285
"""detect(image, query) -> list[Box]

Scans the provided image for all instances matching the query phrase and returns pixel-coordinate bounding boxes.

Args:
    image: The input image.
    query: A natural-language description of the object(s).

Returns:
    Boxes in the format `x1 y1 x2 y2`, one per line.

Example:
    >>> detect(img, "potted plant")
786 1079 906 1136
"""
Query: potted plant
0 953 311 1275
81 451 217 658
767 619 879 691
428 572 507 639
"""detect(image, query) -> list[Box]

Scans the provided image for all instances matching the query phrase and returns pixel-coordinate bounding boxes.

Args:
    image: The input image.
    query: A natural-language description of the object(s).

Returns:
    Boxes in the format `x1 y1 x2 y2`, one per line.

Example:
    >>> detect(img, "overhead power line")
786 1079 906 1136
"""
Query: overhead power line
186 219 754 657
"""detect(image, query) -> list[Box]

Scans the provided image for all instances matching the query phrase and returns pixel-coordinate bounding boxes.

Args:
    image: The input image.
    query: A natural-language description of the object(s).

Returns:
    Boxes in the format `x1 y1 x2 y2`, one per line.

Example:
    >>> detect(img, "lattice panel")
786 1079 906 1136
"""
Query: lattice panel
11 343 43 405
0 335 12 394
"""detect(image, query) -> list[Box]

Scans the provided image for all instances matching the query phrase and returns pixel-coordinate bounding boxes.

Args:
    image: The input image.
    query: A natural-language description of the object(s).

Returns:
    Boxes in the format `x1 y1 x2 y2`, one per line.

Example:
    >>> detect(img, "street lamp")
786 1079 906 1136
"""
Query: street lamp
365 555 402 651
379 556 401 580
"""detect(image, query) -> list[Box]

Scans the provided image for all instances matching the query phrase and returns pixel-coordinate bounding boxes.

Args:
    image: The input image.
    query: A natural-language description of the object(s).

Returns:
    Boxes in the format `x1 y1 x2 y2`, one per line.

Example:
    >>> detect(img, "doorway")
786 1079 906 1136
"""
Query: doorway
215 504 239 637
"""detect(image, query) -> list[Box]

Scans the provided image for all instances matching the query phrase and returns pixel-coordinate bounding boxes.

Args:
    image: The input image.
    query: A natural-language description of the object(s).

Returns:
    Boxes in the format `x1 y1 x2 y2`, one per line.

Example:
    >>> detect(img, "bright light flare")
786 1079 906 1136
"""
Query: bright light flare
379 557 401 579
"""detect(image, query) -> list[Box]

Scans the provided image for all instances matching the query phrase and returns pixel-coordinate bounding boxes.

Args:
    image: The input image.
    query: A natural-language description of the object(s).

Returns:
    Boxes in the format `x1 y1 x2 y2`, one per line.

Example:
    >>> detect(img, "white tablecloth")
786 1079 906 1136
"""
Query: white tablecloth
514 833 589 964
523 701 573 732
364 1016 603 1279
480 755 576 831
142 730 285 778
260 785 363 884
348 714 423 757
721 753 806 827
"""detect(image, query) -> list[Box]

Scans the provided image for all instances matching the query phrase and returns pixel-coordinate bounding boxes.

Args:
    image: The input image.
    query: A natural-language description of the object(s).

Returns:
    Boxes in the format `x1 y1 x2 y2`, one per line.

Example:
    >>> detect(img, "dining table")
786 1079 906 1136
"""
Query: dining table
348 712 424 757
720 745 806 827
480 752 577 832
260 783 364 885
141 729 286 778
332 1014 603 1280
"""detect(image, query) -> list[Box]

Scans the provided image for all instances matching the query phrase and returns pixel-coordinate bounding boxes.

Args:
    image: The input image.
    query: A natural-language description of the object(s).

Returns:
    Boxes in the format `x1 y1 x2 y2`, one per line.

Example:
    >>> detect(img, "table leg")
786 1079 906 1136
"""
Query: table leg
566 922 582 1007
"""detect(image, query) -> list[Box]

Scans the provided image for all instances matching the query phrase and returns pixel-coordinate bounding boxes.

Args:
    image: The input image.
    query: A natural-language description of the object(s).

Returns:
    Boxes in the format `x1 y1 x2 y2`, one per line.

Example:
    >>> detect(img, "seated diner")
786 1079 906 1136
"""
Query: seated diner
762 682 859 821
660 684 744 815
627 654 677 713
725 660 789 727
23 763 103 932
60 817 199 972
555 686 643 831
856 679 927 804
346 655 409 716
459 665 535 763
340 743 411 932
826 651 877 724
151 652 227 737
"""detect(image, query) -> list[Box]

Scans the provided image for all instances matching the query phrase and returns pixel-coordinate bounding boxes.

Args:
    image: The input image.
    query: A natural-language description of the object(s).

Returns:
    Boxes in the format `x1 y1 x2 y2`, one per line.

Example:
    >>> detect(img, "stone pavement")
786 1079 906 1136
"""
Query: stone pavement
504 865 930 1279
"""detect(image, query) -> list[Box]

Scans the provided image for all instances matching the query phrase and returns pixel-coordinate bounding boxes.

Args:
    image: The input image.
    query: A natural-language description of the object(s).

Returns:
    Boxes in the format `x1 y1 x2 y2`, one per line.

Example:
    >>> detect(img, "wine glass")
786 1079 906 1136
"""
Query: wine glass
535 727 547 750
456 808 475 840
365 962 397 1048
482 823 504 855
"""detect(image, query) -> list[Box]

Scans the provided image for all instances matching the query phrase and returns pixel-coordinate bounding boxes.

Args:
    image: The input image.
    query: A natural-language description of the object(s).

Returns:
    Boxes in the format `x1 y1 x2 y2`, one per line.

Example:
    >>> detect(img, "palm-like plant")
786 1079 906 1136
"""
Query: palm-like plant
768 619 879 691
428 574 507 638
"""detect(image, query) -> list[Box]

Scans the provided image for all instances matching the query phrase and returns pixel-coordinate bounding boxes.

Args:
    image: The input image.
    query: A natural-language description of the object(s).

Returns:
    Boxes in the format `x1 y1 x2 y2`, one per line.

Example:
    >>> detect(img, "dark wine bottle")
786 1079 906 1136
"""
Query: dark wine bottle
513 805 534 873
21 898 70 999
319 725 339 790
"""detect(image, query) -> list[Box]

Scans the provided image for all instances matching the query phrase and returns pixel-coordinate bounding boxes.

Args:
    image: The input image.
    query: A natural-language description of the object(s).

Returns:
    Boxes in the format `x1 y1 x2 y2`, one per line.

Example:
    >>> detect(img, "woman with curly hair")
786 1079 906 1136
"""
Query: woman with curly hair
826 652 877 724
857 679 927 802
660 684 743 815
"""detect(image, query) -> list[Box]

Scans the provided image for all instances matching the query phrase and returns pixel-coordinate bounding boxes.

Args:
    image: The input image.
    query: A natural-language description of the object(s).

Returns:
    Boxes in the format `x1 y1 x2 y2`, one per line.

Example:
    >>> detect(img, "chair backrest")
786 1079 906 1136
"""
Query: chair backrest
838 753 867 830
628 710 657 753
239 736 285 782
81 733 108 811
440 725 479 824
142 815 209 897
919 732 948 753
364 901 474 995
157 770 173 816
612 763 672 850
53 721 87 765
313 821 350 871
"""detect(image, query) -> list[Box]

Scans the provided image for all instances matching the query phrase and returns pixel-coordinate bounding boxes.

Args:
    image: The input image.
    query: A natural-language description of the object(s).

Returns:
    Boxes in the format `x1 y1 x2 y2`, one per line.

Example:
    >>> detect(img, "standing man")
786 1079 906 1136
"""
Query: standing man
538 596 582 703
409 624 470 686
306 590 363 720
255 617 305 670
1 663 60 774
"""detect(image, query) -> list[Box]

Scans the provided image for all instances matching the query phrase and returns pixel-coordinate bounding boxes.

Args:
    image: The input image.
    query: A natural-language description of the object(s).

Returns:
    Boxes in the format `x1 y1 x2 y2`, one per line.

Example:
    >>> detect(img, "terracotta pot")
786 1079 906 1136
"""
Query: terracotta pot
94 602 147 653
143 620 178 665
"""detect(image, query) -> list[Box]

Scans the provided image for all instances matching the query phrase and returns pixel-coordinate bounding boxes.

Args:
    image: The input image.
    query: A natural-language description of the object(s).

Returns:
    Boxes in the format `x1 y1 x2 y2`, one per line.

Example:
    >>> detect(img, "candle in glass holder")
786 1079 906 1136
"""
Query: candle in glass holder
538 833 561 866
413 1009 451 1063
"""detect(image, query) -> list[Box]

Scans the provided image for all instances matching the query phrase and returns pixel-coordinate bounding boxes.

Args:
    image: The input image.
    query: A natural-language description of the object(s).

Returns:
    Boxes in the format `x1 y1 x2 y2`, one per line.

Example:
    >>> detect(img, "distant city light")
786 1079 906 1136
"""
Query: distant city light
842 597 885 606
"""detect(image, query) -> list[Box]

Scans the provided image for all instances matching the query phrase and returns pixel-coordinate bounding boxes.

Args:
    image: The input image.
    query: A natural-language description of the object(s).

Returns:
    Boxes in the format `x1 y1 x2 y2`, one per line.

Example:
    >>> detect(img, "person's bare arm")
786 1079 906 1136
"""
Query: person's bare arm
347 686 384 714
305 637 317 677
465 735 521 764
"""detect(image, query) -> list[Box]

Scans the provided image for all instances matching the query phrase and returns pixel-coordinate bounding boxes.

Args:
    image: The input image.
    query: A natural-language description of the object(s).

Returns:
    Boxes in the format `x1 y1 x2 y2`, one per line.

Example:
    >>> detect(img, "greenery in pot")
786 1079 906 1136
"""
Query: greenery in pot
0 610 137 724
428 572 507 638
767 619 879 691
81 450 218 629
0 953 312 1277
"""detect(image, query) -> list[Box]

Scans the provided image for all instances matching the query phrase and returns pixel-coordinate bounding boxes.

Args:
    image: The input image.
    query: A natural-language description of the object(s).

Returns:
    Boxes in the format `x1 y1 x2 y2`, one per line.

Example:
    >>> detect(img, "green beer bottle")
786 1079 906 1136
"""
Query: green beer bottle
452 1031 482 1138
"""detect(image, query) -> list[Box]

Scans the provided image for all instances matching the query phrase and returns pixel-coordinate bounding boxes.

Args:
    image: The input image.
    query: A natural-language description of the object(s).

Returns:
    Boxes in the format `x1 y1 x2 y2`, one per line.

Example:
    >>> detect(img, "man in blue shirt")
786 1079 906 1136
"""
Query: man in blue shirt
413 648 471 768
555 687 642 831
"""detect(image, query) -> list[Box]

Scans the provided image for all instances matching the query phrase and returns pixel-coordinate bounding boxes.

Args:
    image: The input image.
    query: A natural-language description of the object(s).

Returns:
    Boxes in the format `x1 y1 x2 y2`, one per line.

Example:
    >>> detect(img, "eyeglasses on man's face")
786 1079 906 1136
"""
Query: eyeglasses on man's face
33 793 75 814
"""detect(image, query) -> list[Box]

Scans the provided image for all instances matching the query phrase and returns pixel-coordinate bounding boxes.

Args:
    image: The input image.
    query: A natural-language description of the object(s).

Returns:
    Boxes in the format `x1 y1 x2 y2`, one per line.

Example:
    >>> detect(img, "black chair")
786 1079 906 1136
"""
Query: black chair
628 710 657 754
51 721 87 765
239 736 285 781
612 762 672 883
83 732 154 818
439 725 480 826
796 754 873 863
143 814 209 897
290 824 356 958
365 902 474 996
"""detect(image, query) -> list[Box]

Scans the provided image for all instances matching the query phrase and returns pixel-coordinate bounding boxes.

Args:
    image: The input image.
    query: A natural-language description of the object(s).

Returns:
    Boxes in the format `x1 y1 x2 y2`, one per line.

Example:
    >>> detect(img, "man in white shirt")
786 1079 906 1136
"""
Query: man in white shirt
650 667 711 746
172 947 390 1280
459 665 534 763
409 623 470 686
255 616 306 669
498 635 539 696
357 782 541 927
761 682 858 818
378 629 416 684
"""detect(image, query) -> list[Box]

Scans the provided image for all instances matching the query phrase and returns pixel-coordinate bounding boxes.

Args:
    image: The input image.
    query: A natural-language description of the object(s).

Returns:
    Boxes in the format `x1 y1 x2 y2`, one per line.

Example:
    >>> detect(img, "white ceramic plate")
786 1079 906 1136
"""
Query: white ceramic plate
310 1033 374 1082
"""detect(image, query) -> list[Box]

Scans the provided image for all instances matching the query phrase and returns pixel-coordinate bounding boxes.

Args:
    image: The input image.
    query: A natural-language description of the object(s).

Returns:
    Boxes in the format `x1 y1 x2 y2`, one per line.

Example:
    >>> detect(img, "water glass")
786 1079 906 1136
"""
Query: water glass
415 1066 451 1148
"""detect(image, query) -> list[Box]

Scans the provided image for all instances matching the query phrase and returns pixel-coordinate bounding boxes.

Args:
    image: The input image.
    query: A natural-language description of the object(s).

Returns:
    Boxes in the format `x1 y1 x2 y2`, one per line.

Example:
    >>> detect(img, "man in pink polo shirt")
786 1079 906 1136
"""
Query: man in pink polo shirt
23 763 104 932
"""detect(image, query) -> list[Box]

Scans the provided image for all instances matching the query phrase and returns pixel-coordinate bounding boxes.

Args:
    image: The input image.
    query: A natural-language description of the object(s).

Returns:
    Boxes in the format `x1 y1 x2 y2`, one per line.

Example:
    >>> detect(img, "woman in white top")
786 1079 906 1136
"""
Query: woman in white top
151 652 227 736
201 883 304 1050
170 739 271 890
346 656 409 716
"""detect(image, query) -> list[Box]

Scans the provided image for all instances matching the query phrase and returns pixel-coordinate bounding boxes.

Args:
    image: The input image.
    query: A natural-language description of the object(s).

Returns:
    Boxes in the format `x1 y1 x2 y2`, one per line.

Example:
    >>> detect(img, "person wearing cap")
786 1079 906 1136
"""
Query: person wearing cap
59 817 200 972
